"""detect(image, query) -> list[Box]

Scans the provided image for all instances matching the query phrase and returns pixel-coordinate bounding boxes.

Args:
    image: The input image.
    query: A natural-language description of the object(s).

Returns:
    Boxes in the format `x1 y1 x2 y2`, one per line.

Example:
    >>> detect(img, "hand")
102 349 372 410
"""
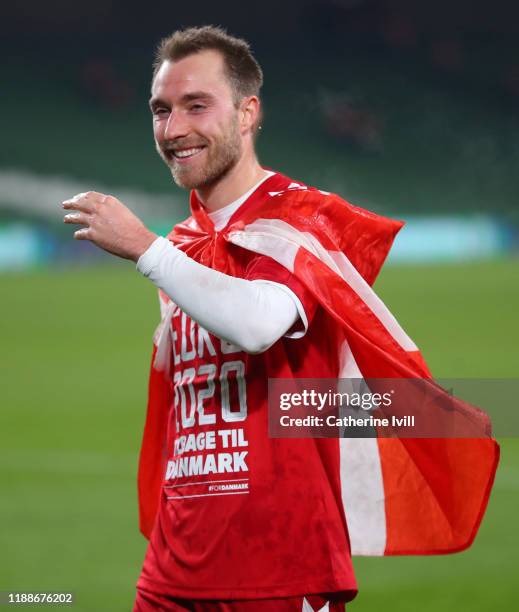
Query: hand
62 191 157 262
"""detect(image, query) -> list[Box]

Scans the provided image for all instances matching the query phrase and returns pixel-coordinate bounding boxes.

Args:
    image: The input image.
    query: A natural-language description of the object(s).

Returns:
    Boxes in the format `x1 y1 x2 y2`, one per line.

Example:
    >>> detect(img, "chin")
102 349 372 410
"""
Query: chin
171 170 202 190
170 157 237 191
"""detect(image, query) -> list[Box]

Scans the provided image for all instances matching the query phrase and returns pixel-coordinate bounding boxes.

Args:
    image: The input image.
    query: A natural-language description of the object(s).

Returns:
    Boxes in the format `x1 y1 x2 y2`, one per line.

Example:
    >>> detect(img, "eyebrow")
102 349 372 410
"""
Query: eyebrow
149 91 215 109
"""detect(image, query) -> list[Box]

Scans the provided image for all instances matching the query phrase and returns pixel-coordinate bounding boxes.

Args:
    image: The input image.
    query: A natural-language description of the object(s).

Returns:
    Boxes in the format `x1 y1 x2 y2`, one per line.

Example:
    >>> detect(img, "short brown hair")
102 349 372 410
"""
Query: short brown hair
153 25 263 106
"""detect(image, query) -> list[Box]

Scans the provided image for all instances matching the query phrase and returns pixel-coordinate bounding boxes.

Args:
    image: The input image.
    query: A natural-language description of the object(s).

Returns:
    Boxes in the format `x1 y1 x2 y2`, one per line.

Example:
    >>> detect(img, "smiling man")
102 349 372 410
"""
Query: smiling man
62 25 498 612
150 48 258 199
63 26 358 611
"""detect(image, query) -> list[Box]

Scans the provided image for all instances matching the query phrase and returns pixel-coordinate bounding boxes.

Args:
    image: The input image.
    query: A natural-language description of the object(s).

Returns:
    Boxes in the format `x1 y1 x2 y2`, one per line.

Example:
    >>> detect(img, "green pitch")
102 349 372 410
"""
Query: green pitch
1 259 517 611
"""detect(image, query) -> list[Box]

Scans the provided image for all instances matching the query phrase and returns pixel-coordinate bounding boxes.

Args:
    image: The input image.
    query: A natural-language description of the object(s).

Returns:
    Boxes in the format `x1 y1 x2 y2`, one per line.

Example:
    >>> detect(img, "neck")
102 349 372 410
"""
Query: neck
195 148 267 212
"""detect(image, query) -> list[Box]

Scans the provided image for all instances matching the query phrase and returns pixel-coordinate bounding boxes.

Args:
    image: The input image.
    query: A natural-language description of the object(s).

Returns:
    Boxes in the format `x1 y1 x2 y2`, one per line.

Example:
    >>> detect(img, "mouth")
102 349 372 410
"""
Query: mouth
166 146 206 163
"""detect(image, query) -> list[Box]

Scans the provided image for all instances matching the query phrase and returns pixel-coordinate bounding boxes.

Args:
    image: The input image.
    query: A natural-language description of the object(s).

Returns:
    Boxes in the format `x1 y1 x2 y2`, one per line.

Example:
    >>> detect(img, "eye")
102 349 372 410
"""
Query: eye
152 107 169 118
189 103 206 112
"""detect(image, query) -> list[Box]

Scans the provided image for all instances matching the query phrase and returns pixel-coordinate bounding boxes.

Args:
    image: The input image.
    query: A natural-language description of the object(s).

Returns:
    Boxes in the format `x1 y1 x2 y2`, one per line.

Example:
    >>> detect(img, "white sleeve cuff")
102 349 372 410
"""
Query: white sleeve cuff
136 236 176 277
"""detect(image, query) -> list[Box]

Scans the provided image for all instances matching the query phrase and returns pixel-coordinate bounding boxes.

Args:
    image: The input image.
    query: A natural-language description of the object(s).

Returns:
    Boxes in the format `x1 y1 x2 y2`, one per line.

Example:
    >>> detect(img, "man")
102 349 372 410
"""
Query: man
63 26 498 612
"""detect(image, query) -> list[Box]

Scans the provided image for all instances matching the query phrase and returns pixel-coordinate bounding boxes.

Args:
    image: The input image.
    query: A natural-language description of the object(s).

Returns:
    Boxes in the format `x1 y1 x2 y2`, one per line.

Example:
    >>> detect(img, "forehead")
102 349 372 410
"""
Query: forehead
151 50 233 102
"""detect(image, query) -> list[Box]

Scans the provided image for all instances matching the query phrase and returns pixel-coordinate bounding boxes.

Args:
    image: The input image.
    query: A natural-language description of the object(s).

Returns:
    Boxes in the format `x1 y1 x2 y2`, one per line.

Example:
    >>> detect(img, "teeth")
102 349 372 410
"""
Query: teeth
174 147 203 159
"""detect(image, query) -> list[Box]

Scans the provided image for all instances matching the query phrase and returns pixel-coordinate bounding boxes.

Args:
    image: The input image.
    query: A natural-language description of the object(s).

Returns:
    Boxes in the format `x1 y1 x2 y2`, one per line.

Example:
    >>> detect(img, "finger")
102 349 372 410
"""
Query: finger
64 212 90 226
62 191 90 205
62 191 103 212
62 199 95 214
74 228 92 240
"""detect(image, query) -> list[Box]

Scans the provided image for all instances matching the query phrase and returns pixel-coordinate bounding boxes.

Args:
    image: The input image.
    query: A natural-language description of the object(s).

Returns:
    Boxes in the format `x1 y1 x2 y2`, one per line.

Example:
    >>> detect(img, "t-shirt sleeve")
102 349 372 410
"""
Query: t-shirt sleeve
244 255 318 338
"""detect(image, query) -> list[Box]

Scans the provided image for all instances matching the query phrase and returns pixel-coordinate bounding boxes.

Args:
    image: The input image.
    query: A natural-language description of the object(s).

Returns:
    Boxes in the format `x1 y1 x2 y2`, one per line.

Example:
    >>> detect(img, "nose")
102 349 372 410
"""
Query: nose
163 110 189 141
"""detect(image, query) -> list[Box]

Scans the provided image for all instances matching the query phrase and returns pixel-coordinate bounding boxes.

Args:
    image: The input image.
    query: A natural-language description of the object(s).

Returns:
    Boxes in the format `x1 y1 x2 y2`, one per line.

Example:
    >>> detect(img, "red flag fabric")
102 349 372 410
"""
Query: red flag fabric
138 172 499 556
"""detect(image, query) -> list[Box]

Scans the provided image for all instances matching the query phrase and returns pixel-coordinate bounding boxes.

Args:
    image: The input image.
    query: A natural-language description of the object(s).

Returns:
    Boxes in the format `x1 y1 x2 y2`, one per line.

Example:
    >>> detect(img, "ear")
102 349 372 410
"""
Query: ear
239 96 261 135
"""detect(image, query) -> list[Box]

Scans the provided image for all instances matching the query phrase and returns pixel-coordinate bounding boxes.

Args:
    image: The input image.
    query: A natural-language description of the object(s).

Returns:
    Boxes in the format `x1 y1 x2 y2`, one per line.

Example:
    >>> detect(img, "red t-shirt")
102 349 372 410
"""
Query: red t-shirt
138 181 357 601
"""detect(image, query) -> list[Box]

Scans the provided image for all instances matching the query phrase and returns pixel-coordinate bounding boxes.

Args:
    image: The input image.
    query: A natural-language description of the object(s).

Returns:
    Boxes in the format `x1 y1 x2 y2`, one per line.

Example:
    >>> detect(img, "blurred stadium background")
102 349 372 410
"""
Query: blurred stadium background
1 0 518 610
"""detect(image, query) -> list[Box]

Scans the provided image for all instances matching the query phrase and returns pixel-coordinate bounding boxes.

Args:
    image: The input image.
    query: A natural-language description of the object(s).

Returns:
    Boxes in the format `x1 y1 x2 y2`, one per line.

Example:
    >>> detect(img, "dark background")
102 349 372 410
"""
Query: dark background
2 0 519 224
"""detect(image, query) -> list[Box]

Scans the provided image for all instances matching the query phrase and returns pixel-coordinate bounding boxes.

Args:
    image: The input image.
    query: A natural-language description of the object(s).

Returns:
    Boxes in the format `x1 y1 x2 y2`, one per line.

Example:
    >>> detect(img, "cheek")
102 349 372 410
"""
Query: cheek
189 117 213 139
193 110 229 138
152 120 166 143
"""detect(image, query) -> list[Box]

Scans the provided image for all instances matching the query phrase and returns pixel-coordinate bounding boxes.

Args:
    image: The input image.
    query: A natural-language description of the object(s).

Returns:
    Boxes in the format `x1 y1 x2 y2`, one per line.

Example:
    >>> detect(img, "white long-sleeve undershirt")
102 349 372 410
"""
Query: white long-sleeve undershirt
137 236 308 354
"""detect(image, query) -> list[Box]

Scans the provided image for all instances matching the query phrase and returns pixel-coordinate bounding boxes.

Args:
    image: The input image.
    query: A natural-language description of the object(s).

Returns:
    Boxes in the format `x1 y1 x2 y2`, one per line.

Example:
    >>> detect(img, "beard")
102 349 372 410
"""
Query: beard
158 115 242 190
